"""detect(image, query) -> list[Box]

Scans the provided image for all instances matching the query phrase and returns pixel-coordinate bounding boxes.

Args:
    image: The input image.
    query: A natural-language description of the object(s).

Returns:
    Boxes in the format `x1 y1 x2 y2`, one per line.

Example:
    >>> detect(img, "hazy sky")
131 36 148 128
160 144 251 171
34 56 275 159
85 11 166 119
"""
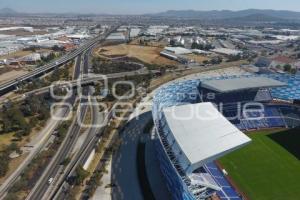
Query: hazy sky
1 0 300 14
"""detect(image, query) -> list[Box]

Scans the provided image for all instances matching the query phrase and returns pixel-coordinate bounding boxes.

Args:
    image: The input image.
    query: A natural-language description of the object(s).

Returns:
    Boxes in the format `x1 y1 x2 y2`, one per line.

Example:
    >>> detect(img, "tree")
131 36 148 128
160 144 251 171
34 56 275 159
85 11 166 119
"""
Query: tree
291 68 297 74
52 45 65 52
211 57 222 64
283 64 292 72
227 54 241 62
3 192 19 200
1 106 30 135
203 60 209 65
7 143 20 153
170 40 176 47
191 42 199 49
75 165 89 185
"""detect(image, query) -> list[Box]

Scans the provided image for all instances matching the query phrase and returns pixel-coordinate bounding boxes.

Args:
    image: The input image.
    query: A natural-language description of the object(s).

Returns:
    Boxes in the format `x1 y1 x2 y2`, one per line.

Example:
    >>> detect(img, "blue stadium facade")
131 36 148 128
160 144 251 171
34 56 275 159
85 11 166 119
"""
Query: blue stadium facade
152 74 300 200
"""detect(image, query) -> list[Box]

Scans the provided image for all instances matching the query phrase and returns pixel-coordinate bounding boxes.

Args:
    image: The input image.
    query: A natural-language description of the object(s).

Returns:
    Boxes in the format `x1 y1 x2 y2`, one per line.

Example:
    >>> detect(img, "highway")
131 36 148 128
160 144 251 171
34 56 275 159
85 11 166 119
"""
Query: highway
0 69 160 106
0 24 116 197
25 49 94 200
50 97 107 200
0 54 83 200
1 24 155 200
0 26 118 96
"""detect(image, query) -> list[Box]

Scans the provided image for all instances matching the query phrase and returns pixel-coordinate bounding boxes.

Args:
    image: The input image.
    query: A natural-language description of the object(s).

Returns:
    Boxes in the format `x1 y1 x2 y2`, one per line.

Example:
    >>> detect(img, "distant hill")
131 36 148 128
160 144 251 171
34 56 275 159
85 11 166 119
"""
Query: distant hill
223 13 287 23
0 8 20 16
152 9 300 21
0 8 17 14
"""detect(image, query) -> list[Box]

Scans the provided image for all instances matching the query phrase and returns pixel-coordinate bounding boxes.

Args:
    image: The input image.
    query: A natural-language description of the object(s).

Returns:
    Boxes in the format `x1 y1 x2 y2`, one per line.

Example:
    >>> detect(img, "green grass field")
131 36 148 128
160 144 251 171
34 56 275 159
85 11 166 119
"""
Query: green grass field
219 129 300 200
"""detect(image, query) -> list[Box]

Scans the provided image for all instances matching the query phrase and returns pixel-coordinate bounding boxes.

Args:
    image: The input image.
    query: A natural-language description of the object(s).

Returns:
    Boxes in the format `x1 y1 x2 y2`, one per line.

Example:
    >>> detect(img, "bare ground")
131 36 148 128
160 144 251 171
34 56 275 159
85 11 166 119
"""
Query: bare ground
0 69 28 84
95 44 178 66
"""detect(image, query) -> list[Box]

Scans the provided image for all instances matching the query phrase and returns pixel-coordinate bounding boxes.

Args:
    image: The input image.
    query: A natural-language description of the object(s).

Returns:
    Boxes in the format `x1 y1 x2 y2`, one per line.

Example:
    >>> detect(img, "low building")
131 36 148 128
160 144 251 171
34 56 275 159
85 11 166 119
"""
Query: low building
164 47 192 55
269 55 297 69
9 53 41 66
66 34 90 40
211 48 242 56
255 57 272 68
0 59 7 65
160 50 190 64
107 32 127 41
191 49 210 55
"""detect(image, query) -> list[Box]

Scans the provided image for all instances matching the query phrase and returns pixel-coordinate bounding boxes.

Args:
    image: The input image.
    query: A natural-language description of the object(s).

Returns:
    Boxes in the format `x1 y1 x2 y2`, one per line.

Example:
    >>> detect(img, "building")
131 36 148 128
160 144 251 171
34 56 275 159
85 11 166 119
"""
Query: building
152 76 296 200
66 34 90 40
269 55 298 69
164 47 192 55
106 32 127 41
211 48 242 56
255 57 272 68
9 53 41 66
154 102 251 200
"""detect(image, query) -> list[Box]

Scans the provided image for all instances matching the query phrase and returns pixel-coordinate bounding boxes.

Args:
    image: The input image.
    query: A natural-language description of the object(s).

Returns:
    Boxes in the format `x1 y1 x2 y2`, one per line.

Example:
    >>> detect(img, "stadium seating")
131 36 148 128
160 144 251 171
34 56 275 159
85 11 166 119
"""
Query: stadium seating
231 106 286 130
204 163 242 200
152 72 300 200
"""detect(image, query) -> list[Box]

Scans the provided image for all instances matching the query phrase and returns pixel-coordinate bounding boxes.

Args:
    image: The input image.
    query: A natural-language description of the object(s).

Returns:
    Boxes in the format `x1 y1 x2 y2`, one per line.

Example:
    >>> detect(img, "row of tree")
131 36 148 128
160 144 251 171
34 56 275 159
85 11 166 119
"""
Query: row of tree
203 56 223 65
191 42 214 51
92 58 141 74
19 62 72 93
0 95 50 139
0 143 22 178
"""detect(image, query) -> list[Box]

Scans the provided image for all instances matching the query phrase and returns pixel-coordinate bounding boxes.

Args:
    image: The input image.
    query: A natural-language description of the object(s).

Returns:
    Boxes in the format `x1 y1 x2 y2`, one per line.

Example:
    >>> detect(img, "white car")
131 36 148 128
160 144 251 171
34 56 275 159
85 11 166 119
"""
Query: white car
48 178 54 185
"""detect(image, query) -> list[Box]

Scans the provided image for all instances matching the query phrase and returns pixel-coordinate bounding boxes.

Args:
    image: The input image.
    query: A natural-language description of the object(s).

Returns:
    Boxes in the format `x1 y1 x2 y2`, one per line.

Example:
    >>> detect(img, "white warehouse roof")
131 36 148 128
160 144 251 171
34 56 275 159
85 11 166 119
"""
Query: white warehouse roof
163 102 251 173
164 47 192 55
211 48 242 56
202 77 286 93
107 32 126 41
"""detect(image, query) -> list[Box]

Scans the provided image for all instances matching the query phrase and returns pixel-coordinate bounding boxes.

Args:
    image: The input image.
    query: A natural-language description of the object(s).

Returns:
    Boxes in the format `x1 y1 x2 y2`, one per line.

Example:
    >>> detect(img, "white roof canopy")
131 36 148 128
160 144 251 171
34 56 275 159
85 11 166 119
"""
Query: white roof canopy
201 77 286 93
163 102 251 173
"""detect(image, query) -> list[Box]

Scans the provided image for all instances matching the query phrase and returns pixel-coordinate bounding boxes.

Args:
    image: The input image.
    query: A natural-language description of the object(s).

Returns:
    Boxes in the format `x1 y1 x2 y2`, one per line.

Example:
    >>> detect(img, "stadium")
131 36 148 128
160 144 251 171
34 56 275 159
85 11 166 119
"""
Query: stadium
152 73 300 200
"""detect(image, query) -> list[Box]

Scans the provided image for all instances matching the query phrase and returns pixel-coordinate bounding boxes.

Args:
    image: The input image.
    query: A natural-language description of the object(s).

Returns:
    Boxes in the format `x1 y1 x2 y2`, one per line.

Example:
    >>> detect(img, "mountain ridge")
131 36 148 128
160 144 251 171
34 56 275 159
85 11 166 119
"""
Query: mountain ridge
152 9 300 21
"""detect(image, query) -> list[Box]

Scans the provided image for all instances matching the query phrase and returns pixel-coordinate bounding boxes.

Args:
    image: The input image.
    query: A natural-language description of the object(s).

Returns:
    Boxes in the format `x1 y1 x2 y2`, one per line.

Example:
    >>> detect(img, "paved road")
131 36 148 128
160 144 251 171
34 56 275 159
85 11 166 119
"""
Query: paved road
26 51 91 200
50 96 105 200
0 55 83 199
0 26 119 96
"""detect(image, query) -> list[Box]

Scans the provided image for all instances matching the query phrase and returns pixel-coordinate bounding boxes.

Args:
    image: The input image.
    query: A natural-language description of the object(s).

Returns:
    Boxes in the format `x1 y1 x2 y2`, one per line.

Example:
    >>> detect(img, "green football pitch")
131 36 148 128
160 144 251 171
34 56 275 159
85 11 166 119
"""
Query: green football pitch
219 128 300 200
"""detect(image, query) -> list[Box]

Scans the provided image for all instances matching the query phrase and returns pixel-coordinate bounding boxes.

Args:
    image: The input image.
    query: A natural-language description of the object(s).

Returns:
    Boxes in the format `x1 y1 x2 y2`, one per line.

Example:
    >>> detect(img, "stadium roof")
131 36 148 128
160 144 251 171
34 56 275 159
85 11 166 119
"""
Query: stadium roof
163 102 251 172
201 77 286 93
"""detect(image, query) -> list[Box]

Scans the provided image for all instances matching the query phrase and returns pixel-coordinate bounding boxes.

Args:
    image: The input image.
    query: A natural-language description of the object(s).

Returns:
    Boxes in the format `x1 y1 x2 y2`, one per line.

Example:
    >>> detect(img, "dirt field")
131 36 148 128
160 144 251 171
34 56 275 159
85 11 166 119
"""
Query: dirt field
0 69 27 84
96 44 178 66
129 38 168 47
0 30 48 36
185 54 210 63
0 153 29 184
0 133 15 151
0 50 33 60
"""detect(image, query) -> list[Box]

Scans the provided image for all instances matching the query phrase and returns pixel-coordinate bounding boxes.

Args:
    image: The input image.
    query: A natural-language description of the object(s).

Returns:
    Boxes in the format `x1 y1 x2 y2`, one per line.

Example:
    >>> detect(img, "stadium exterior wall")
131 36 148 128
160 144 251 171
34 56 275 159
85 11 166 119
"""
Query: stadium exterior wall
152 74 300 200
154 137 194 200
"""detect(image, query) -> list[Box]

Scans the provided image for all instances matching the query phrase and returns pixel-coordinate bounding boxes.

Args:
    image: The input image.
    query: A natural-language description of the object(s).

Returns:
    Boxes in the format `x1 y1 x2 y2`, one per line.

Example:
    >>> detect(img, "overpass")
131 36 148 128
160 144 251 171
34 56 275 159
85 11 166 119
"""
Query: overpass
28 70 159 95
0 26 119 96
0 69 160 105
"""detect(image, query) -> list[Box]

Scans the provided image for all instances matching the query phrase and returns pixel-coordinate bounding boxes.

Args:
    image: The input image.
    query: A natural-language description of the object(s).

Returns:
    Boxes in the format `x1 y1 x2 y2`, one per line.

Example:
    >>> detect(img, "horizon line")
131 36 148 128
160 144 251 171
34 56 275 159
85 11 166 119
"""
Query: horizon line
2 7 300 16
